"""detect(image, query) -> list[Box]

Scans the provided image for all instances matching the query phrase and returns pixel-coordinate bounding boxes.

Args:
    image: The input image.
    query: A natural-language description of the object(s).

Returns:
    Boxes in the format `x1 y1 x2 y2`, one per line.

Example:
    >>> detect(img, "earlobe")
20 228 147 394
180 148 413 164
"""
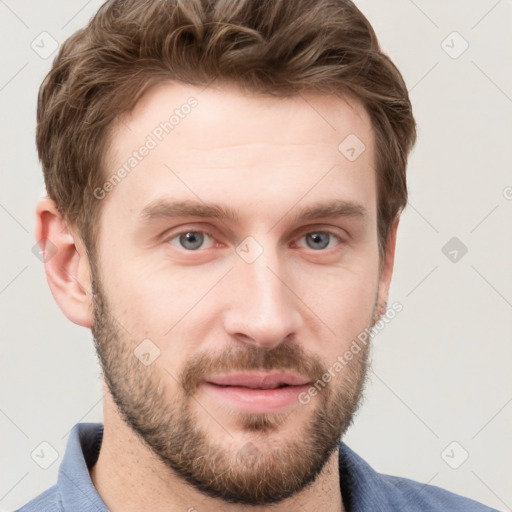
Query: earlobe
35 197 94 328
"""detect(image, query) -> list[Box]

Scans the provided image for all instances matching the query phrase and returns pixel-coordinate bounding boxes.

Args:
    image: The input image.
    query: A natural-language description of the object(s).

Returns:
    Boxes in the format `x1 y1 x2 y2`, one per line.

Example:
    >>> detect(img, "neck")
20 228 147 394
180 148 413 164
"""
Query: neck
90 390 345 512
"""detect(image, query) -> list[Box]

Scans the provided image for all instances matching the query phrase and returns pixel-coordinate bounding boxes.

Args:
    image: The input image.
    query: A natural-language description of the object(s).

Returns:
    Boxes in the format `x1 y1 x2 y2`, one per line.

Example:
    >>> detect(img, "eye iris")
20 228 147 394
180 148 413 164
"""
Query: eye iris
306 232 329 250
179 232 204 250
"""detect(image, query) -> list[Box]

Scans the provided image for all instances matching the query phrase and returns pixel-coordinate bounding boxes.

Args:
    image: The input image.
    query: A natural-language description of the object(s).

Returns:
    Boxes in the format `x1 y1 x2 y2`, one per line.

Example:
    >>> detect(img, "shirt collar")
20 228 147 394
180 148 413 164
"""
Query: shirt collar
58 422 108 511
338 442 394 512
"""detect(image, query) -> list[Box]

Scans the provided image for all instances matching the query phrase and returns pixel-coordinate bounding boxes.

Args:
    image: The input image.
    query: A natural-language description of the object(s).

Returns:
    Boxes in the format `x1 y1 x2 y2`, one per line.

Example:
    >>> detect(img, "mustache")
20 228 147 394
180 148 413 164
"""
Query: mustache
179 342 327 396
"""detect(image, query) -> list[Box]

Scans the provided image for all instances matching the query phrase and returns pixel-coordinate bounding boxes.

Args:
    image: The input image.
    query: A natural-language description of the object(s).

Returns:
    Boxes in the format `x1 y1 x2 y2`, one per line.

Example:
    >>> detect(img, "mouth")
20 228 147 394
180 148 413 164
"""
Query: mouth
205 371 311 389
208 382 291 389
207 382 296 390
200 372 312 413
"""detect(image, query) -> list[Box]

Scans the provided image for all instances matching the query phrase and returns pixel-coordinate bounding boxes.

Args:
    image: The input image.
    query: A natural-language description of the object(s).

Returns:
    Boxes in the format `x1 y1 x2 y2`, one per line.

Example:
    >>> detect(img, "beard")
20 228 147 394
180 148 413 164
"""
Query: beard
90 262 380 505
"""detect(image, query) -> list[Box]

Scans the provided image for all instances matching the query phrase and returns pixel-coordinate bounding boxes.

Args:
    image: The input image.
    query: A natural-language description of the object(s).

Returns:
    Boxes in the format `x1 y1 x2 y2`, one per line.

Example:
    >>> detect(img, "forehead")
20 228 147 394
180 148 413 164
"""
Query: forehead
111 81 373 151
101 81 376 226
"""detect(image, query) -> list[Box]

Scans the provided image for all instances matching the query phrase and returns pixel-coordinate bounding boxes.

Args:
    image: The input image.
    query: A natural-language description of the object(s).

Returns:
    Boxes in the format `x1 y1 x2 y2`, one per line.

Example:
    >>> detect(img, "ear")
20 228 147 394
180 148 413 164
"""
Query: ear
35 197 94 328
376 215 400 314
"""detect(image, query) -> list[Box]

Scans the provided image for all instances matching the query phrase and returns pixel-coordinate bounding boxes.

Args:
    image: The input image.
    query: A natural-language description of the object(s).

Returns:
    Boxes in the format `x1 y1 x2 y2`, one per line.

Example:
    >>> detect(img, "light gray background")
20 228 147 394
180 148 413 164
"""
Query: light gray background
1 0 511 510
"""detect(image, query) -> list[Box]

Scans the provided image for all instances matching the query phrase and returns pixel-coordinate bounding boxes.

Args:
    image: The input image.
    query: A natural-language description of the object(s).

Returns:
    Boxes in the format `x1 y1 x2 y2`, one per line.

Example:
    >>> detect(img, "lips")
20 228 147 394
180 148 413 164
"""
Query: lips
205 372 311 389
200 372 312 413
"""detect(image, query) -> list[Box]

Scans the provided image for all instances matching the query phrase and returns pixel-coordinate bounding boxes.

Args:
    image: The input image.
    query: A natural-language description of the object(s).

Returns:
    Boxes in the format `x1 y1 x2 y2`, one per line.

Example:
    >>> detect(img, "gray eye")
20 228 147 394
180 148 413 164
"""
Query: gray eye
179 232 205 250
305 232 331 250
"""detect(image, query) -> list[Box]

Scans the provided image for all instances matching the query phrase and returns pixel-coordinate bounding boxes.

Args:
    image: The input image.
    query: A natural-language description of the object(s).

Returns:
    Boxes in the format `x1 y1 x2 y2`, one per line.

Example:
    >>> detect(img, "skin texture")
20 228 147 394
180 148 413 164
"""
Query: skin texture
37 82 398 512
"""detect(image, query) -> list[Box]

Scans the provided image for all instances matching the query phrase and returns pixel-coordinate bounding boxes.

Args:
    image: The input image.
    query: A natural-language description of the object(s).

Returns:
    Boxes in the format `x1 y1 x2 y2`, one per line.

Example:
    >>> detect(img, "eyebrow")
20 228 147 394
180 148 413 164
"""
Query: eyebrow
139 198 367 225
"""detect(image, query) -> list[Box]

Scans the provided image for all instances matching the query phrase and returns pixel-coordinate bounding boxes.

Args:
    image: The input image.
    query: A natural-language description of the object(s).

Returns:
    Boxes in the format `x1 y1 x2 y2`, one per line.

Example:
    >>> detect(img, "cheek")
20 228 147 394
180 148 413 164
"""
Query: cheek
293 260 379 350
100 258 222 364
95 256 165 341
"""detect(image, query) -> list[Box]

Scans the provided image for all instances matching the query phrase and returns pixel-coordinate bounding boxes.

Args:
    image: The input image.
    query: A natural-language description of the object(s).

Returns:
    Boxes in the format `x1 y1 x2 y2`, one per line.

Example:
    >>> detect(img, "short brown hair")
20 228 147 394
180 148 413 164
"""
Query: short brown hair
37 0 416 260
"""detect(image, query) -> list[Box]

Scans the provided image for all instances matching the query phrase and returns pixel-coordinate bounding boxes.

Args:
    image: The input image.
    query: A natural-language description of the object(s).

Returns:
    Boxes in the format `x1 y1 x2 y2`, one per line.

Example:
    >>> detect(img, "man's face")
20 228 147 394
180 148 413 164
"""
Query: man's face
90 82 389 505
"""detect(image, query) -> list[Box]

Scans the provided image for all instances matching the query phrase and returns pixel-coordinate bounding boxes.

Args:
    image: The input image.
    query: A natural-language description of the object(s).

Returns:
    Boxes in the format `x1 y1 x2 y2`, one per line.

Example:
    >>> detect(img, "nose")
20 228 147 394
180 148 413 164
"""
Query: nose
223 248 303 350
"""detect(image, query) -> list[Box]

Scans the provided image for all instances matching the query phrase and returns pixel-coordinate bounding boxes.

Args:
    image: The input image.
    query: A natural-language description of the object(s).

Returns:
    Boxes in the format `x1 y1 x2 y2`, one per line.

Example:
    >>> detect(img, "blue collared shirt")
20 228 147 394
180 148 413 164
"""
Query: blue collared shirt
16 422 498 511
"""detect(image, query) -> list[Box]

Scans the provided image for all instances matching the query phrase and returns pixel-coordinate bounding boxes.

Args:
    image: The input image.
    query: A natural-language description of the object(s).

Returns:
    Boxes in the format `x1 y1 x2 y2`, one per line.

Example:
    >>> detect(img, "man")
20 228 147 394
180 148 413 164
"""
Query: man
18 0 497 510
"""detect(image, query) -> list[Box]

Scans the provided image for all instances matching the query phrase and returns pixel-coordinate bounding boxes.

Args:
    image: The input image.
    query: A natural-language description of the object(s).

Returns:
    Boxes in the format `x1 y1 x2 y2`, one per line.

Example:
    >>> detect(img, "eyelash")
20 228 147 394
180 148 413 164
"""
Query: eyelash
165 228 344 252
